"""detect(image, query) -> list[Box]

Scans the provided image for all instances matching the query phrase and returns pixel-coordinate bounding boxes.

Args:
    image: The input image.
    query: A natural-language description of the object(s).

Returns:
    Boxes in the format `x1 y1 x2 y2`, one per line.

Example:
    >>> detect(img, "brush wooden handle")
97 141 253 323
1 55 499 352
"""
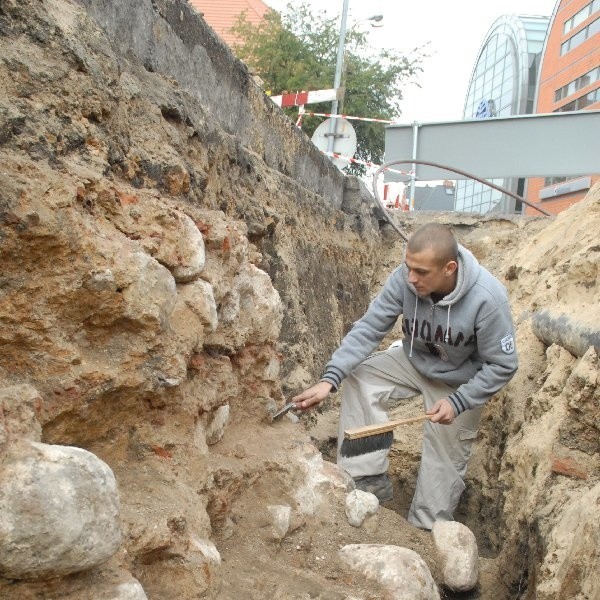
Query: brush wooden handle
344 415 431 440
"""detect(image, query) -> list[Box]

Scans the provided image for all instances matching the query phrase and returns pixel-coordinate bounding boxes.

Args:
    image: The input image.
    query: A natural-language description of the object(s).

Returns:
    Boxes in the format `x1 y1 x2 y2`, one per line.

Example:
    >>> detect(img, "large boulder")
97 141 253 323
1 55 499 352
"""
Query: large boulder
0 440 121 579
431 520 479 591
339 544 440 600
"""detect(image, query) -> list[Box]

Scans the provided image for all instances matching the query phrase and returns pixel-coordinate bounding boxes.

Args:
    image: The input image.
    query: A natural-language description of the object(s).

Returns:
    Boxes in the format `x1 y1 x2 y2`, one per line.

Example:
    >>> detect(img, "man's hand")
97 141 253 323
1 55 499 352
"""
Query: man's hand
292 381 333 411
426 398 456 424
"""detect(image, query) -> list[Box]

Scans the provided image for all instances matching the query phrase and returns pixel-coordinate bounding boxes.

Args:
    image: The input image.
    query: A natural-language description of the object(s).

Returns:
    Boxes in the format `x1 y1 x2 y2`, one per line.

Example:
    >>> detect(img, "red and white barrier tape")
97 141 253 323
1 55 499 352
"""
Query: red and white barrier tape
322 152 413 177
323 153 412 210
304 112 397 124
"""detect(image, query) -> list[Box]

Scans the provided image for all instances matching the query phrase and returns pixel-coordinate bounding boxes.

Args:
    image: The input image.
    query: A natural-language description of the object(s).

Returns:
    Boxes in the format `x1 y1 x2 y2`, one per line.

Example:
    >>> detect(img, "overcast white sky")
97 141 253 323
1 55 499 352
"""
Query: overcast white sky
263 0 557 124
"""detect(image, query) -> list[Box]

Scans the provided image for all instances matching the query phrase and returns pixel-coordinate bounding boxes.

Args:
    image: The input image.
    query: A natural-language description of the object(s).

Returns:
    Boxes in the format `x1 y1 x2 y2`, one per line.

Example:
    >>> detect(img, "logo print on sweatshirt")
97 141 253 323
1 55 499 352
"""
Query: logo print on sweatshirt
402 318 476 349
500 334 515 354
425 342 449 361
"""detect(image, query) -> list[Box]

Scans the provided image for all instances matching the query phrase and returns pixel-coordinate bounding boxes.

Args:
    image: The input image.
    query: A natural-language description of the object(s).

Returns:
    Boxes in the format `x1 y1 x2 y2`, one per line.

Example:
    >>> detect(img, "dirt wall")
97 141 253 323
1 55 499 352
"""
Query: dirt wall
0 0 598 598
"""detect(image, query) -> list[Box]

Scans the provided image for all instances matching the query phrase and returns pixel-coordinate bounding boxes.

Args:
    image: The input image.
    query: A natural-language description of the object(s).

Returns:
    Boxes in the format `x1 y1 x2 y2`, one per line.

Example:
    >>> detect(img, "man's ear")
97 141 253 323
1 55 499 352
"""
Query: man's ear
444 260 458 276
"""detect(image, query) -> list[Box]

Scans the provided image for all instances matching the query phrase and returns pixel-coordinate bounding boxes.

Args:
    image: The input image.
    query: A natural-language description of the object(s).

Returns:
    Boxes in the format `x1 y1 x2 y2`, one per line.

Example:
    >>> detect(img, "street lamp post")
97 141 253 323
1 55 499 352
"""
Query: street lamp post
326 4 384 157
339 14 383 115
326 0 350 155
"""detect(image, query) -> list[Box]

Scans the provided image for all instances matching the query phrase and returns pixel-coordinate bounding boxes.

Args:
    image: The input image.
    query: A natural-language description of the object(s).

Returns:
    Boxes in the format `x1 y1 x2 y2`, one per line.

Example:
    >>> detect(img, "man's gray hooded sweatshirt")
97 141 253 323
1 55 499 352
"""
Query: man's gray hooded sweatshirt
321 245 518 414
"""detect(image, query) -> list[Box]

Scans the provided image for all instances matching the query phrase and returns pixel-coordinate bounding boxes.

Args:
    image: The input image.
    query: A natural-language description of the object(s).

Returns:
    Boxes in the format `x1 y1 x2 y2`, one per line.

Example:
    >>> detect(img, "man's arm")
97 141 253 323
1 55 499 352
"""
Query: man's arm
447 300 518 415
291 267 405 411
319 267 406 391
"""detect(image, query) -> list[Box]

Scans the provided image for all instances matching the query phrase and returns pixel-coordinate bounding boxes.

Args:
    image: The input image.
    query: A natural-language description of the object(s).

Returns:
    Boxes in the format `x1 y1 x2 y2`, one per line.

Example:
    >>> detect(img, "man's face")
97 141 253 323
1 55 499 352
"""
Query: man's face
405 247 457 297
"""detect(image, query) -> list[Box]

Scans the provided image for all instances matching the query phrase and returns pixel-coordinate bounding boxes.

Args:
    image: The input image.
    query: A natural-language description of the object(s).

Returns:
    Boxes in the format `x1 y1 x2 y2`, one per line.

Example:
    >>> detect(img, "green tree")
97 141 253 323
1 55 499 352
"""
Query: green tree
232 3 425 174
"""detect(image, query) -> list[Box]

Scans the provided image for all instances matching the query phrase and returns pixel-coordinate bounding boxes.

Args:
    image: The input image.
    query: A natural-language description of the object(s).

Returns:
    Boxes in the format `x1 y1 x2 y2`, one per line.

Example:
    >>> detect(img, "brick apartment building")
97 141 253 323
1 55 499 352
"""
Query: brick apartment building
525 0 600 215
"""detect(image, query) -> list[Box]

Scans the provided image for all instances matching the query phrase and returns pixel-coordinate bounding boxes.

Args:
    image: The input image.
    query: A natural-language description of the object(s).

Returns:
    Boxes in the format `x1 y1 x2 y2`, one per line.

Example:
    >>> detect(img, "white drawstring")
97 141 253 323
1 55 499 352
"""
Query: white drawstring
409 298 418 358
444 305 451 343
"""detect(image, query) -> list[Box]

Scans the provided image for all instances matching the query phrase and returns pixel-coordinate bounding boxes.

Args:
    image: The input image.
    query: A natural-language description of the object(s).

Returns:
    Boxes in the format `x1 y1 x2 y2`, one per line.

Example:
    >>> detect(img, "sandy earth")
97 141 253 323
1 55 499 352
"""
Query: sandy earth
193 396 510 600
206 413 444 600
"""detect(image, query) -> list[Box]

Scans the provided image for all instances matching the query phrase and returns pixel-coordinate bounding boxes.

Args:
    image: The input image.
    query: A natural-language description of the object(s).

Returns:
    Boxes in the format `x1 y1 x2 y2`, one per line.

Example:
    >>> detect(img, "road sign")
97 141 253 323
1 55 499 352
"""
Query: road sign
311 117 357 169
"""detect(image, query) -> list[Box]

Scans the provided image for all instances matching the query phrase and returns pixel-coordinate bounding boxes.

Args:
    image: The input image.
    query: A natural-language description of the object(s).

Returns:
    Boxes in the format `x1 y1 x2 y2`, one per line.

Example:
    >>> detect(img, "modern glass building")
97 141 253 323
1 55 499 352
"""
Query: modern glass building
455 15 550 214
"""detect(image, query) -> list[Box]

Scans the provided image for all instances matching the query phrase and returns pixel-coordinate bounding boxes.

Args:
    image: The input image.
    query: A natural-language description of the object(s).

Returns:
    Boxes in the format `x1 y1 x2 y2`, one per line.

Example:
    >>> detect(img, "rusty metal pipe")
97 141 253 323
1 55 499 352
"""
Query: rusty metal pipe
371 159 552 240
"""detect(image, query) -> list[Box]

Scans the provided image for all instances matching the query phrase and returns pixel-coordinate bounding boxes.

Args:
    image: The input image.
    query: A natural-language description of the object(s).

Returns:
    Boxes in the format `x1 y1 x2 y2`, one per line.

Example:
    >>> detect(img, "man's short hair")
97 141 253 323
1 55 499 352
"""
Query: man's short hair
407 224 458 266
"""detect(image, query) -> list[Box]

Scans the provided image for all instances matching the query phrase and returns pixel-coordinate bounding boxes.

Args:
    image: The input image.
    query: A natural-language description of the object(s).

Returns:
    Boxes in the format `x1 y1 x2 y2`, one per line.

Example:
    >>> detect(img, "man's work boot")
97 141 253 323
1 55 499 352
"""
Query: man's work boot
353 473 393 503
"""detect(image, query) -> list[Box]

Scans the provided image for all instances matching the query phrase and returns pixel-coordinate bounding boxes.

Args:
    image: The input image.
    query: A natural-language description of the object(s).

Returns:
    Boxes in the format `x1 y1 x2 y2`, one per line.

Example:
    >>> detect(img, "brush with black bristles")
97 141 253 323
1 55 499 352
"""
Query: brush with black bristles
339 415 432 458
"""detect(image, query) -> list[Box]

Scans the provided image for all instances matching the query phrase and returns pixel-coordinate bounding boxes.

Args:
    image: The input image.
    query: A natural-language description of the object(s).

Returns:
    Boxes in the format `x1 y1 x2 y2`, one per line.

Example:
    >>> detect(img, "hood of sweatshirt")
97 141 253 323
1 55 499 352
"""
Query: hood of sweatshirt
404 245 480 307
404 245 480 357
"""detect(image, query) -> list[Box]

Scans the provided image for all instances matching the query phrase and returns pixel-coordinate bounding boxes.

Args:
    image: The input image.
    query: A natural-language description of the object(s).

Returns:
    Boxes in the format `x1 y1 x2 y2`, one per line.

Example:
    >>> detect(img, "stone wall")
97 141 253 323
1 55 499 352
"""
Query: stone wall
66 0 386 385
0 1 386 596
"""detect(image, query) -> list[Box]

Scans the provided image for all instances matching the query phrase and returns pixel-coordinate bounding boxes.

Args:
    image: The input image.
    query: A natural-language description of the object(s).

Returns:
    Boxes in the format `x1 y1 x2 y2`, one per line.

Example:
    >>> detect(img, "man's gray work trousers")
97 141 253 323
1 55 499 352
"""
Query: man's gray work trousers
336 346 482 530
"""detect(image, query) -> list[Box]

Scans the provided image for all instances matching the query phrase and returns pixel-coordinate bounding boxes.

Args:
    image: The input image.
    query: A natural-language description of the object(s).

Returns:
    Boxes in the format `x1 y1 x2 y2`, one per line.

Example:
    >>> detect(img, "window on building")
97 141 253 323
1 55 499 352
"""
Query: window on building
555 87 600 111
563 0 600 35
554 66 600 102
560 16 600 55
455 178 508 214
544 176 569 186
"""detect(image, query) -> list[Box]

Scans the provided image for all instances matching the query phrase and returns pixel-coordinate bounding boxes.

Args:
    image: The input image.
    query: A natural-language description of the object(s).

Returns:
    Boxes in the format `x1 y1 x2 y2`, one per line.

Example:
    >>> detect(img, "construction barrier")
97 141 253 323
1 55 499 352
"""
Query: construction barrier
302 111 397 124
321 152 412 211
321 151 412 178
270 89 339 108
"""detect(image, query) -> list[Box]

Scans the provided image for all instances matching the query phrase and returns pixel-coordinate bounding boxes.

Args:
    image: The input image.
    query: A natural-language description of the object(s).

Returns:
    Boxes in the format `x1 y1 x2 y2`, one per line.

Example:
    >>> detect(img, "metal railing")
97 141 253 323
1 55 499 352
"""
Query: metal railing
372 158 552 242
